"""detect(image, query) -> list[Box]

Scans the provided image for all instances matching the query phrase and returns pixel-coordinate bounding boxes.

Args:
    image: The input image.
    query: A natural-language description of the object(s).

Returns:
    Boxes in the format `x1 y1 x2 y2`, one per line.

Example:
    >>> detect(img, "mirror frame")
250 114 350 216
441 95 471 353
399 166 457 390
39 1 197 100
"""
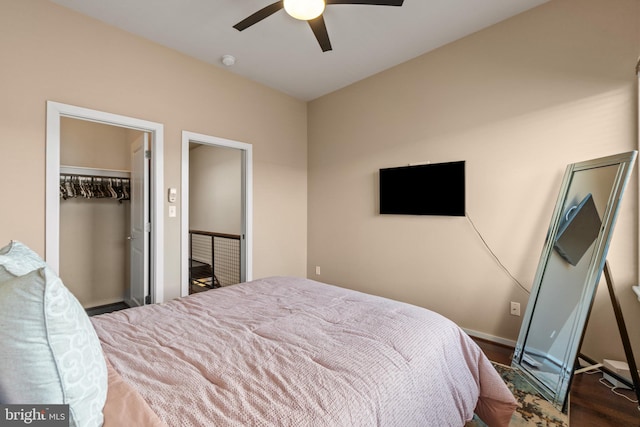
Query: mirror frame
513 151 637 411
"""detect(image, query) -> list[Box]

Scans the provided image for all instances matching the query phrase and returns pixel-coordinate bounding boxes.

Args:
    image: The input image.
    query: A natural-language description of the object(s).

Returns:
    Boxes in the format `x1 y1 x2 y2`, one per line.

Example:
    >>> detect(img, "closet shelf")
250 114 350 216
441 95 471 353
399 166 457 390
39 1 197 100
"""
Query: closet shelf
60 165 130 179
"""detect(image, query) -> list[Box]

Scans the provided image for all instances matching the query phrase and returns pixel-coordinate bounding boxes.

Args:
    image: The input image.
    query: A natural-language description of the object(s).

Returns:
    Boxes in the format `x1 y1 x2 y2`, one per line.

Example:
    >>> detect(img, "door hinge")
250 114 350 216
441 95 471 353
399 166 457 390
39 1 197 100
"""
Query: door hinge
145 150 151 159
145 223 151 232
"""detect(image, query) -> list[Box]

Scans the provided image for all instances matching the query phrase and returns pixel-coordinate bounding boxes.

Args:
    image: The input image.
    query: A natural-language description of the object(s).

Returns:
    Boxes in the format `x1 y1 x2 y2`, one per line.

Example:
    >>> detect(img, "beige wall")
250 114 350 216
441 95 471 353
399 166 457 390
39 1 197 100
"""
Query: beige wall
60 117 132 170
189 144 242 235
0 0 308 301
307 0 640 363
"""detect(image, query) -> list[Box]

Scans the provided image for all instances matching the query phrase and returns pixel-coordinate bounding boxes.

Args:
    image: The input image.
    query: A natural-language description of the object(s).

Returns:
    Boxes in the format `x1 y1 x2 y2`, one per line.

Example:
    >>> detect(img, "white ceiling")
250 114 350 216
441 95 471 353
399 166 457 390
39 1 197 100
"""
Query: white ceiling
50 0 549 101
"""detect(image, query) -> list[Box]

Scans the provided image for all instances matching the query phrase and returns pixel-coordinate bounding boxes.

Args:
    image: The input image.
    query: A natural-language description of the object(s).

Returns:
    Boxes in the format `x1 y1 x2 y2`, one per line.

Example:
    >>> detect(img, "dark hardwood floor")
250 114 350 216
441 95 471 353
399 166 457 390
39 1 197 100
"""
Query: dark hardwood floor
473 338 640 426
85 301 130 316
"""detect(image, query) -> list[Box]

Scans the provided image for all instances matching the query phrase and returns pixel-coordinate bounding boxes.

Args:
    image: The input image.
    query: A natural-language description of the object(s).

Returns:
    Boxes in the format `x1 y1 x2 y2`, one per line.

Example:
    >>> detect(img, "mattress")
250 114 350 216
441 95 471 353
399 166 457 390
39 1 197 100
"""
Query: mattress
92 276 516 426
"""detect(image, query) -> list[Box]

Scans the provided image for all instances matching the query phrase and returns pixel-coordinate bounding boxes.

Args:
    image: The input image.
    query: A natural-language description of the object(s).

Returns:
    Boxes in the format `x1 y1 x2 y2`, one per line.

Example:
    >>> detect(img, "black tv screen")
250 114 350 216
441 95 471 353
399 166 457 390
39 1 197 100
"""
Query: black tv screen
553 193 601 266
379 161 465 216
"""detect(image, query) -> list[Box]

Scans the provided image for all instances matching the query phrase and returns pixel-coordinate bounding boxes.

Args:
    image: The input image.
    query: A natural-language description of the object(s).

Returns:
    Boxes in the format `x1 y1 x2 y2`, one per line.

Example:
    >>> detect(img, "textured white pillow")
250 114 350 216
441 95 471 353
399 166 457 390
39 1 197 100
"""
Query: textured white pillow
0 266 107 427
0 240 46 277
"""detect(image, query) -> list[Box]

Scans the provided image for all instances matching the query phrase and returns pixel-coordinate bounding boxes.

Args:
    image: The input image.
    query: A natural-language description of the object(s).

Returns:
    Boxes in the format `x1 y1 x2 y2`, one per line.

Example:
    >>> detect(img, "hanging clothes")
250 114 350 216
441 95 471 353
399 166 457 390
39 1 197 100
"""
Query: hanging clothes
60 174 130 202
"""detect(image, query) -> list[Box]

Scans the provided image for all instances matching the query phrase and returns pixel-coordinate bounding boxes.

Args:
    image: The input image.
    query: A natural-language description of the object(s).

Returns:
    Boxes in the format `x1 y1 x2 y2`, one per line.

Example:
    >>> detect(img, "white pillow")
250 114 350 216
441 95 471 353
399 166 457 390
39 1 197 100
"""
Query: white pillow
0 240 46 277
0 266 107 427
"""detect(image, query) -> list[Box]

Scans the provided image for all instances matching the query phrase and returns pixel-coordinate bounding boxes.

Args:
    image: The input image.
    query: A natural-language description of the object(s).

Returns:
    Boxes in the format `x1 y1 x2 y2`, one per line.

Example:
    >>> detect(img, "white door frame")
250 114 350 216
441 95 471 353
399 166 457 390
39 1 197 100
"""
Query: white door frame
46 101 165 304
181 131 253 297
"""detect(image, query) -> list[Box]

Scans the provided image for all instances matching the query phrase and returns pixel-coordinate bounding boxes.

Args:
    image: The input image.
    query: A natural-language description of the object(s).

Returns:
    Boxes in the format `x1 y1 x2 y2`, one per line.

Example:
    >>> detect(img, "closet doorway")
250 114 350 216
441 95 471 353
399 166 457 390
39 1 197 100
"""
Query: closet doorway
46 101 165 306
181 131 252 297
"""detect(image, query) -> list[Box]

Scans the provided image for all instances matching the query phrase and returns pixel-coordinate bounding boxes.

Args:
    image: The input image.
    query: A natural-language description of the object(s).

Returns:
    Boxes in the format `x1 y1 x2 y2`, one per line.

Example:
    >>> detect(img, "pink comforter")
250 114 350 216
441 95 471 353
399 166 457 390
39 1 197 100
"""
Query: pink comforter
92 277 515 426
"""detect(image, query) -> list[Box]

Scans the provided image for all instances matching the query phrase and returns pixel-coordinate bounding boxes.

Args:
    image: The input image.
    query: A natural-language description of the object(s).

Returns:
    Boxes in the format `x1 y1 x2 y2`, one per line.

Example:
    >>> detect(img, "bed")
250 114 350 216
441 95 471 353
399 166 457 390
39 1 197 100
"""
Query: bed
0 241 515 427
93 276 516 427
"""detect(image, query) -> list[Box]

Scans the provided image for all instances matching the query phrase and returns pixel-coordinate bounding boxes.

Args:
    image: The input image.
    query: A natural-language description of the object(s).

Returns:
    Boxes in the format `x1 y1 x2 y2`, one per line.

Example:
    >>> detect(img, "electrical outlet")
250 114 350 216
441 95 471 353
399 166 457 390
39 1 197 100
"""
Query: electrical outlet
315 266 321 275
510 302 521 316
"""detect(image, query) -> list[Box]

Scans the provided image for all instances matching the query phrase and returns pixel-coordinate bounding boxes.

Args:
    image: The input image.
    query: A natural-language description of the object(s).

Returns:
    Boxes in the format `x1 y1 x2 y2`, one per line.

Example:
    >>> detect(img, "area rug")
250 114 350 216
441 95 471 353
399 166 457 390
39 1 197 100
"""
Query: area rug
466 362 569 426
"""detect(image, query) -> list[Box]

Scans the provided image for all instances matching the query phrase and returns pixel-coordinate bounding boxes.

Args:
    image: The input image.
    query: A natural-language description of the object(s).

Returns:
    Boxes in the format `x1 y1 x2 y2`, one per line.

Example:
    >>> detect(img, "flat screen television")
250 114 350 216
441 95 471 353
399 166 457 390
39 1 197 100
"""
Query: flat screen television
553 193 601 266
379 161 465 216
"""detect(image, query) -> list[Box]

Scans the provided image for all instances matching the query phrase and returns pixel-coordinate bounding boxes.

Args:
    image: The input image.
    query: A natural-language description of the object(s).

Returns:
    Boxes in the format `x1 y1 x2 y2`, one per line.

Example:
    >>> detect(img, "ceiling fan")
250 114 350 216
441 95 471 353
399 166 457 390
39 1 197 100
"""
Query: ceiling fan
233 0 405 52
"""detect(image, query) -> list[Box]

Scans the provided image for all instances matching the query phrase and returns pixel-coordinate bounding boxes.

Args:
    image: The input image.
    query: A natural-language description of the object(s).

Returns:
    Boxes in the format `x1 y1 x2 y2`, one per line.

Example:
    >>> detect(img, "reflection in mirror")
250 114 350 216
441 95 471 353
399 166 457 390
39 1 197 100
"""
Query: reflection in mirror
513 151 637 412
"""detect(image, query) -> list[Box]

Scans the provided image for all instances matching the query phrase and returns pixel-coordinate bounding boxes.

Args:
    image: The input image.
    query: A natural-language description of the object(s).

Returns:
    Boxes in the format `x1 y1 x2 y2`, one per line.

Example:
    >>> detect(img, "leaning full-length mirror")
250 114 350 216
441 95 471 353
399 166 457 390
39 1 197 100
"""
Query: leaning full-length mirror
513 151 637 412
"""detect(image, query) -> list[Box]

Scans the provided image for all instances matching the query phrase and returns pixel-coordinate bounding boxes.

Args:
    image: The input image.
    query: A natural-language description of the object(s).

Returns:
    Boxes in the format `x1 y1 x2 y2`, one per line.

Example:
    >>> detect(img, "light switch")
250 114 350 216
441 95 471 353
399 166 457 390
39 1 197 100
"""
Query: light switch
168 205 176 217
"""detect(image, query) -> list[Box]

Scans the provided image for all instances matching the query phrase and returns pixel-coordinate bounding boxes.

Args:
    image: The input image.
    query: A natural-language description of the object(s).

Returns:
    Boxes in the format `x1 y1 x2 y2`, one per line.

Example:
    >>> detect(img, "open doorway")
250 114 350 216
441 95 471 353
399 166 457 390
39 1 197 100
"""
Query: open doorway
181 131 252 297
46 101 165 305
58 117 148 310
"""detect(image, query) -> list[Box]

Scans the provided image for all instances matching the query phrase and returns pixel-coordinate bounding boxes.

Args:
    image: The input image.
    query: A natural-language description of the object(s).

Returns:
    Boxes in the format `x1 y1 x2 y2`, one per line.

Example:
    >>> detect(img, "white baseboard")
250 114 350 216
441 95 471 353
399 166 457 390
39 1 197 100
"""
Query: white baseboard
463 328 516 348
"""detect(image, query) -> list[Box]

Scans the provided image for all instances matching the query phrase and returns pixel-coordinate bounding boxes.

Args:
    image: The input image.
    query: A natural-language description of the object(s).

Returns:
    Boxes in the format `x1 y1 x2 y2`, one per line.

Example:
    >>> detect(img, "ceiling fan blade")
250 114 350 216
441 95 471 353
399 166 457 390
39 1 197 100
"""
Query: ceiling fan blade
233 1 284 31
308 16 332 52
326 0 404 6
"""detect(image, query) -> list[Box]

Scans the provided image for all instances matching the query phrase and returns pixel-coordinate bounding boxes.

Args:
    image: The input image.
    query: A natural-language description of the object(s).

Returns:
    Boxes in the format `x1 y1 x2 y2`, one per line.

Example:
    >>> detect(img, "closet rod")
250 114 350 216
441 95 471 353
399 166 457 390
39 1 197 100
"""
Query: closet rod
60 165 130 179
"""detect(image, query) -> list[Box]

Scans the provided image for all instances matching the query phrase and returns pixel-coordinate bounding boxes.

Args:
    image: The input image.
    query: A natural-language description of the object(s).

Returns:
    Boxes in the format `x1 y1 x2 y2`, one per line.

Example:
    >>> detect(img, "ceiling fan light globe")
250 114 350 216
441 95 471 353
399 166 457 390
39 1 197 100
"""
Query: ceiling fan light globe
284 0 325 21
